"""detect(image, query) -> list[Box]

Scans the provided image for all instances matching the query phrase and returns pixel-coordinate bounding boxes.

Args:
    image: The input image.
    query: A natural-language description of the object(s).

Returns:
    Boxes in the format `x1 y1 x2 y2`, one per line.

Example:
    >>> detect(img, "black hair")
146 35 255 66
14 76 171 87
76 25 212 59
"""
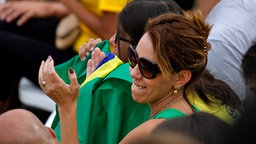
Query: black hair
117 0 184 62
242 43 256 81
119 0 183 45
172 0 195 10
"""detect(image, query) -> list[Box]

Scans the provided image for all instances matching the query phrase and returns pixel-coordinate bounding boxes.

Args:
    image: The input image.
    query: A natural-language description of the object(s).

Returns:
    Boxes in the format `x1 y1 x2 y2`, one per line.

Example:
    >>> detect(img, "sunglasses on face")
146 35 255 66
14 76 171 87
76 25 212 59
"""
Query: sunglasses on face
127 45 161 79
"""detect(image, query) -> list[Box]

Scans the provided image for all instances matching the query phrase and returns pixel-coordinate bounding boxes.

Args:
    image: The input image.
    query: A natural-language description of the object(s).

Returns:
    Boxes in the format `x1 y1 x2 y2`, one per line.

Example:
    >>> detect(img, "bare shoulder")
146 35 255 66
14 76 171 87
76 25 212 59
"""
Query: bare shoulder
141 118 166 129
119 118 166 144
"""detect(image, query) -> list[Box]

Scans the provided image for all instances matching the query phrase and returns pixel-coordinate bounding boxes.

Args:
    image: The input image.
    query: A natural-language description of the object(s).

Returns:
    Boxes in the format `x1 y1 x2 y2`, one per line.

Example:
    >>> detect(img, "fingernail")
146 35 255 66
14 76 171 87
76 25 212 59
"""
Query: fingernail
69 68 74 74
90 47 95 52
47 55 52 62
17 21 22 26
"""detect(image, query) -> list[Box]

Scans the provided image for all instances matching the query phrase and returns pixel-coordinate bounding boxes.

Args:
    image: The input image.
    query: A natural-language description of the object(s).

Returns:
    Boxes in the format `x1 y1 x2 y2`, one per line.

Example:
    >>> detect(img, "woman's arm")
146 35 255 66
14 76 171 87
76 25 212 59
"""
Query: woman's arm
60 0 118 40
0 1 69 26
38 56 80 144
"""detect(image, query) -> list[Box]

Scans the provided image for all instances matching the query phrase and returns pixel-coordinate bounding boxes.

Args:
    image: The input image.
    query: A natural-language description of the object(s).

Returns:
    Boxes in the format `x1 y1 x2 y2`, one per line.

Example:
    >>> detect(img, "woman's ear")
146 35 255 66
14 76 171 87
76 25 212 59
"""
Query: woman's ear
174 70 192 87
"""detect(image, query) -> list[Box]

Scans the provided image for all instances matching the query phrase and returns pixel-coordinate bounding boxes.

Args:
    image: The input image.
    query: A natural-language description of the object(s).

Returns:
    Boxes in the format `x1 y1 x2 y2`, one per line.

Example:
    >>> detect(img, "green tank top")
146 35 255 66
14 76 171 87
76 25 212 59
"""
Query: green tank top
152 105 199 119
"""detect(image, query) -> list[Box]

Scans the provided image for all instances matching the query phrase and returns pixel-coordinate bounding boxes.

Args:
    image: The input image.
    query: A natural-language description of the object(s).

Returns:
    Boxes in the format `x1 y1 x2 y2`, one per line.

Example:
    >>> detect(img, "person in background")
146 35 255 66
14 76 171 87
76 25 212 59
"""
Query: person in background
241 42 256 110
230 42 256 142
194 0 256 100
0 108 60 144
229 43 256 144
0 0 127 113
187 69 242 124
231 104 256 144
172 0 195 11
129 112 231 144
39 10 212 143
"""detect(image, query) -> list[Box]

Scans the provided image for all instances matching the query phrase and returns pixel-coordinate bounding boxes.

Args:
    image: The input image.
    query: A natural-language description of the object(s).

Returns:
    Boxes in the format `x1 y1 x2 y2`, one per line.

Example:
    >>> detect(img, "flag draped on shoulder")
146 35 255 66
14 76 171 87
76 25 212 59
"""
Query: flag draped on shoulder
51 40 150 144
54 40 112 85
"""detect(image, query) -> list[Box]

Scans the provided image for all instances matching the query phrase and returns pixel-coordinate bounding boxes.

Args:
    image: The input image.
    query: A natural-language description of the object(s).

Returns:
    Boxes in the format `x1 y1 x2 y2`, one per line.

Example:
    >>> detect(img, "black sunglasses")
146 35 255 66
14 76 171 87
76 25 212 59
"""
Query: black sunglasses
127 45 161 79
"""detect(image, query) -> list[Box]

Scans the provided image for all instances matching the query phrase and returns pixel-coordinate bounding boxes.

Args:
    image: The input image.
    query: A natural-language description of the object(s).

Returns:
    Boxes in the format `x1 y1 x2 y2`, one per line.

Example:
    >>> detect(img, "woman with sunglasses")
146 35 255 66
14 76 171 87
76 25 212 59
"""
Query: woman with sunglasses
38 0 242 143
117 11 211 143
39 9 213 144
39 0 184 144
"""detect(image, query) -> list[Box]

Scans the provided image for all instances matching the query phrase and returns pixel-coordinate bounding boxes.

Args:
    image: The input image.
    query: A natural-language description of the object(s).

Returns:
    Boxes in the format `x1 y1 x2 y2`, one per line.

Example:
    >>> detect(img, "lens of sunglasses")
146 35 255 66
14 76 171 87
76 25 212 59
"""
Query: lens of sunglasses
139 58 160 79
128 45 138 68
128 45 160 79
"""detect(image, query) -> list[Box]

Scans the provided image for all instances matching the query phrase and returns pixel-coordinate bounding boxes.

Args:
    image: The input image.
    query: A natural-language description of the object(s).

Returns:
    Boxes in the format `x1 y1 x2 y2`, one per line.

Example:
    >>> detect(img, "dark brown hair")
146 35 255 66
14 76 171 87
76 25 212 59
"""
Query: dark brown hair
145 10 211 85
145 10 212 110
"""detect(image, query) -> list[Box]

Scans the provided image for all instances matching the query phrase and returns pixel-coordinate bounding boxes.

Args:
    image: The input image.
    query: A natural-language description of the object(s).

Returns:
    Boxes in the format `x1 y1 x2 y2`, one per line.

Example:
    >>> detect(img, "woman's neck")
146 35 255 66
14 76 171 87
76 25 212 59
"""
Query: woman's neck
149 92 184 118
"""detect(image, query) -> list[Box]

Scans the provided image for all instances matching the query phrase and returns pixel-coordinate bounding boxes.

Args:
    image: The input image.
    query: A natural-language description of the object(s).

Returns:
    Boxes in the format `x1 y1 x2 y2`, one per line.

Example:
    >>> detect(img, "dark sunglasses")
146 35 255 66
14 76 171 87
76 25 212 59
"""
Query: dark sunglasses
127 45 161 79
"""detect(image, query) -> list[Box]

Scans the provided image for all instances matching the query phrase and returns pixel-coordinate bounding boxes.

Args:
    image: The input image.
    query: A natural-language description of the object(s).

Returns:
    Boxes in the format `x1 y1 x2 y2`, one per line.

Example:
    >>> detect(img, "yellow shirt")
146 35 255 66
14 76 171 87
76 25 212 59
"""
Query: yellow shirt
73 0 129 52
188 93 240 125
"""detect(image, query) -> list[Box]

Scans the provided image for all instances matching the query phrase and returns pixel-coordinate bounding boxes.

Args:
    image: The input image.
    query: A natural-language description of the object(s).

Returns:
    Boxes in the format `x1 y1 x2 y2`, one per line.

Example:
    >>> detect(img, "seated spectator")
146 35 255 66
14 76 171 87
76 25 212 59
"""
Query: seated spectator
41 0 241 143
228 43 256 144
77 0 242 126
196 0 256 100
188 69 242 124
39 10 212 143
231 105 256 144
0 108 60 144
46 0 185 143
241 42 256 109
0 0 127 113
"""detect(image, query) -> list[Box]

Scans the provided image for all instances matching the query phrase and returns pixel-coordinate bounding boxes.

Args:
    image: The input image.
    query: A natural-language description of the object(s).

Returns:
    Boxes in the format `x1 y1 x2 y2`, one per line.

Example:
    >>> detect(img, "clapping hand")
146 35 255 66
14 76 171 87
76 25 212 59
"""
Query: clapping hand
38 55 80 109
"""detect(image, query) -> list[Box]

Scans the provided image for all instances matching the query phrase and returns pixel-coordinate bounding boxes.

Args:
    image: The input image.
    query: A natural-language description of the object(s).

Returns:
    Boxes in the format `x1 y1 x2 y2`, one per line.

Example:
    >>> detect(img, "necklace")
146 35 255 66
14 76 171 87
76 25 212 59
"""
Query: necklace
150 97 184 119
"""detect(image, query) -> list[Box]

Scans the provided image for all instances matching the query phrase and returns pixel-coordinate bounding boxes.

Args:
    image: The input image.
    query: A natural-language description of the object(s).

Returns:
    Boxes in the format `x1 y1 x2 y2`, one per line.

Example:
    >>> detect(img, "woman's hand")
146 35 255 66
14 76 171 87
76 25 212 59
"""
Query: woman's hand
79 38 102 61
39 55 79 144
86 48 105 78
38 55 80 109
0 1 68 26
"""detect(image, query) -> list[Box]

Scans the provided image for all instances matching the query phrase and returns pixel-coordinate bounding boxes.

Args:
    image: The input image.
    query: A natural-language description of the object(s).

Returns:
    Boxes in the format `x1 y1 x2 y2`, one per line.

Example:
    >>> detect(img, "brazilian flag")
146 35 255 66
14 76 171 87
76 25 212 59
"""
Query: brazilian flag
51 40 150 144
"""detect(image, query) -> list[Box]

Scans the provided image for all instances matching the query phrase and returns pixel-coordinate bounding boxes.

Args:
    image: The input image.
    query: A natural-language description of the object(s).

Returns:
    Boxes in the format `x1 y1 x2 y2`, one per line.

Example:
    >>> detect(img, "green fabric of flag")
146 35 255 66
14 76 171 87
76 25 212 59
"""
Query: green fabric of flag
53 40 112 85
51 40 150 144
